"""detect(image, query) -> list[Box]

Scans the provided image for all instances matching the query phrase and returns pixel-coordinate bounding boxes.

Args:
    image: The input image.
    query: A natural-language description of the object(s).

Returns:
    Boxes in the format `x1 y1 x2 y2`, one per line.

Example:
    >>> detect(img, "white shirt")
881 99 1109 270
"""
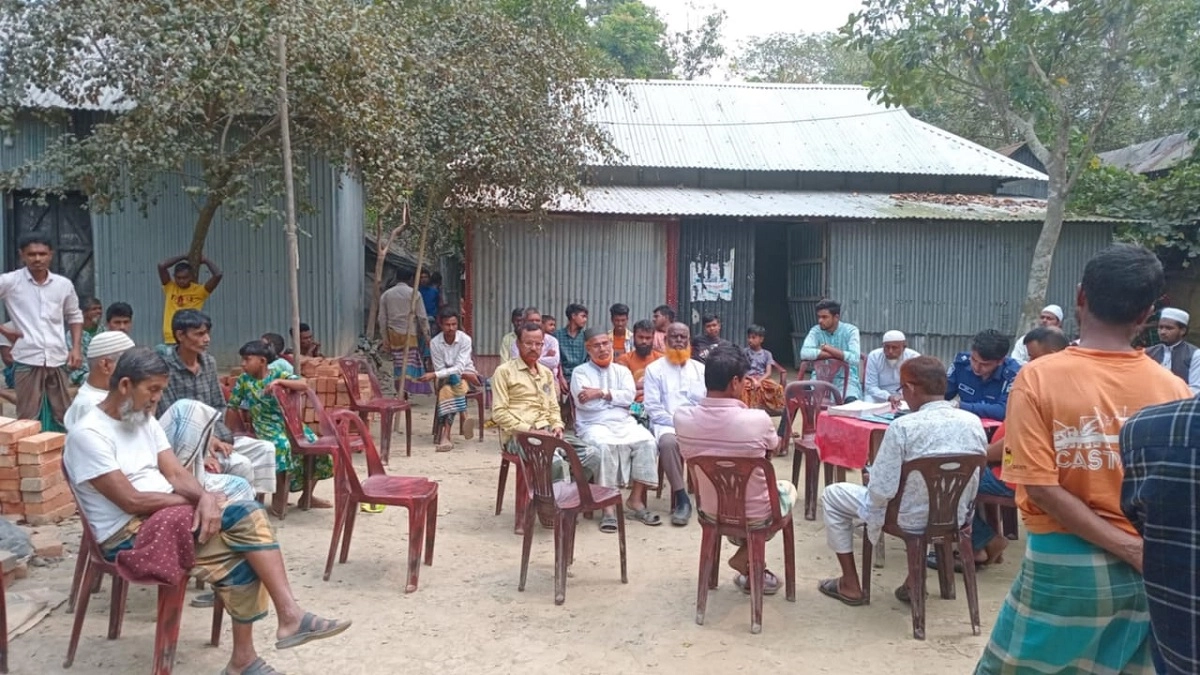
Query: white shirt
863 347 921 403
0 268 83 366
64 408 175 542
509 333 562 377
430 332 476 379
570 361 651 445
1158 343 1200 395
643 357 706 439
64 382 107 430
860 401 986 543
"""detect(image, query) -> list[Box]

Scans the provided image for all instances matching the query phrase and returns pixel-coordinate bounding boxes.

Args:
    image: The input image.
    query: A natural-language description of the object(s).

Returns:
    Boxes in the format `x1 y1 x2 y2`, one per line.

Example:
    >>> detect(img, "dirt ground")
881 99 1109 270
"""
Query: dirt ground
7 400 1017 675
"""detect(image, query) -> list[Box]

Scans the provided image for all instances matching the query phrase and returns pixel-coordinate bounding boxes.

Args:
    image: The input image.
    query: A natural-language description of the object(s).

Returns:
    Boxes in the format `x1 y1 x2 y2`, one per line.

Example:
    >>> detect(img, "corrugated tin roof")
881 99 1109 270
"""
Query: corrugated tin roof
547 186 1121 222
591 80 1047 180
1098 131 1195 175
22 84 132 112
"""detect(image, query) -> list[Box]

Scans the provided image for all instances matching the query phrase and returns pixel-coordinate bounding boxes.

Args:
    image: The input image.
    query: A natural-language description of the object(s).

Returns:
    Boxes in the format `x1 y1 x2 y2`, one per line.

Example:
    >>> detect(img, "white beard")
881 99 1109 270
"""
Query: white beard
118 399 150 425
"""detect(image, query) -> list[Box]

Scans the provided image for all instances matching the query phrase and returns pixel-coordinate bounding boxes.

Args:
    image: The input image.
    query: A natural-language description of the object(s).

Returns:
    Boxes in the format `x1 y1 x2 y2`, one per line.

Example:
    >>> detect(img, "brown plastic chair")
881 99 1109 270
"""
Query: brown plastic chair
494 437 529 534
63 466 224 674
784 380 843 520
976 491 1020 541
798 357 851 400
688 455 796 634
514 432 628 605
272 384 363 512
338 357 413 461
860 454 986 640
324 410 438 593
0 569 7 672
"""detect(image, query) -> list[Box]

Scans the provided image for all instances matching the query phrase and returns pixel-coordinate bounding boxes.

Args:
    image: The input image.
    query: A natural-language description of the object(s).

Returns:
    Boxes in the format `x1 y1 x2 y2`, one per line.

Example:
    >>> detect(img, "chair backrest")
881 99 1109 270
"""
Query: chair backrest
886 454 986 537
798 358 850 398
338 357 382 405
62 463 110 565
513 432 598 511
783 380 844 440
329 409 386 497
271 383 338 444
686 455 784 530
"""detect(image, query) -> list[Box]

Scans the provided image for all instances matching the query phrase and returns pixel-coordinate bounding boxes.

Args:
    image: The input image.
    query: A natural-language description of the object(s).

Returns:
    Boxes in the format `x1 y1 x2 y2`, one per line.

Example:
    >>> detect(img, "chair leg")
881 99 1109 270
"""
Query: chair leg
64 558 100 668
936 539 956 600
782 520 797 602
475 394 485 443
152 582 187 675
495 458 510 516
424 495 437 566
379 411 395 464
299 457 315 511
0 574 7 674
803 448 820 521
708 529 721 590
696 525 716 625
404 408 413 457
517 503 537 592
905 537 927 640
1001 505 1019 541
210 594 225 647
339 502 359 564
513 468 528 535
791 445 802 490
860 532 874 606
107 576 128 640
615 502 628 584
958 530 982 635
406 504 426 593
324 494 351 581
553 513 567 605
748 534 767 634
67 546 88 614
655 461 664 500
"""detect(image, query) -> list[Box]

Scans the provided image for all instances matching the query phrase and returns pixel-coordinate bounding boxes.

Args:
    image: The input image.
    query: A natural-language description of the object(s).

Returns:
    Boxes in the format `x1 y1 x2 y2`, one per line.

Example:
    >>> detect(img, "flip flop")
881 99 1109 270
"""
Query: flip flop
625 507 662 526
191 592 215 608
599 515 619 533
735 572 781 596
274 612 352 651
359 503 385 514
219 657 285 675
817 578 865 606
435 441 453 452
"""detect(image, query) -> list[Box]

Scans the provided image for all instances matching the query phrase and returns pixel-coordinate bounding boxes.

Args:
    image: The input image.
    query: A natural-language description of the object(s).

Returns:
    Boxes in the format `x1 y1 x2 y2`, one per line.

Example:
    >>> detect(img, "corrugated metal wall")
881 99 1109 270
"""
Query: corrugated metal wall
471 217 666 355
91 159 363 363
0 114 73 189
678 218 755 344
829 220 1113 363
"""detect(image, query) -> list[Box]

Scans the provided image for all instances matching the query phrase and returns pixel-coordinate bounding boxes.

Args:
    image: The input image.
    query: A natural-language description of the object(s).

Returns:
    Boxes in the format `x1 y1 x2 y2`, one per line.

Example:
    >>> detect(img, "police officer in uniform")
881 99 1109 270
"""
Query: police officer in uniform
945 328 1021 420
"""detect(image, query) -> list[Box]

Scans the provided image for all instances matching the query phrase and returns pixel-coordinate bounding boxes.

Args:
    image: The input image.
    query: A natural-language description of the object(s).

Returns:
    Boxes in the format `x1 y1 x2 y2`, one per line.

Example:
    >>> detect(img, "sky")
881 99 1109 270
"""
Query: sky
646 0 867 50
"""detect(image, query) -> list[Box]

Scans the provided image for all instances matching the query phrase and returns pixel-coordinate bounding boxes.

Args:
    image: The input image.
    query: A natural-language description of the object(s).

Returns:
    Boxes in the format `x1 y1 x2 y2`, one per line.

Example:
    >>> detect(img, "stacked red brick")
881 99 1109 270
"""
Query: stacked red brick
0 417 76 526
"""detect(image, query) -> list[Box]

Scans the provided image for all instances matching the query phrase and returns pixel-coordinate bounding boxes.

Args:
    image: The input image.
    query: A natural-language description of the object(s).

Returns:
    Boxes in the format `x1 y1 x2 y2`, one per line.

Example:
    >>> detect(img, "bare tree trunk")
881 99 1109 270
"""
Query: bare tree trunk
185 197 222 270
365 204 407 339
1018 152 1069 334
277 31 303 362
394 200 436 397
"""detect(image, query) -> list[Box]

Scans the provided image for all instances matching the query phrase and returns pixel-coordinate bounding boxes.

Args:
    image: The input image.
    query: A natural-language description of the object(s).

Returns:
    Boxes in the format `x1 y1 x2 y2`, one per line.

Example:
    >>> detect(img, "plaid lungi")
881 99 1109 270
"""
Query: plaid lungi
740 377 785 415
975 532 1153 675
436 375 469 423
13 363 69 431
388 330 432 396
158 400 256 503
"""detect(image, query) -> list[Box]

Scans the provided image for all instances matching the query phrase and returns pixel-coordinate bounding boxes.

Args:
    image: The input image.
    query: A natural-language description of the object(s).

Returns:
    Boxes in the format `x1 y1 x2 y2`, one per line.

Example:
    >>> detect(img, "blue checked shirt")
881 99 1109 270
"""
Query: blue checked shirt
1120 397 1200 675
555 326 588 381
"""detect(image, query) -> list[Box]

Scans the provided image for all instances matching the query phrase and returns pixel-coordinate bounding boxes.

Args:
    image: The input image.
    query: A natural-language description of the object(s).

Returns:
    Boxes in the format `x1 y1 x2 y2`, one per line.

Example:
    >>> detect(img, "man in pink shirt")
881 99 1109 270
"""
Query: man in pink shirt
675 344 797 595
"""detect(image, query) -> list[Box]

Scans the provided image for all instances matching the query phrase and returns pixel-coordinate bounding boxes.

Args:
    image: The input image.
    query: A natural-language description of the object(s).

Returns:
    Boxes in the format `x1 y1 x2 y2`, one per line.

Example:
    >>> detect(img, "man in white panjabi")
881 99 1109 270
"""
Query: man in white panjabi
571 327 662 532
64 331 136 430
863 330 920 404
642 321 705 527
1146 307 1200 394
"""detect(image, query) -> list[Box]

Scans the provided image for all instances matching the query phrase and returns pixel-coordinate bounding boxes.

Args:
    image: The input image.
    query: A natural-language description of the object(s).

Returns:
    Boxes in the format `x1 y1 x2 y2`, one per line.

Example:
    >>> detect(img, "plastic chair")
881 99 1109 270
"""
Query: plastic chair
688 455 796 634
860 454 986 640
798 358 851 400
272 384 363 513
494 437 529 535
63 466 224 674
338 358 413 461
427 379 487 444
976 491 1020 541
0 570 8 673
324 409 438 593
783 380 843 520
514 432 628 605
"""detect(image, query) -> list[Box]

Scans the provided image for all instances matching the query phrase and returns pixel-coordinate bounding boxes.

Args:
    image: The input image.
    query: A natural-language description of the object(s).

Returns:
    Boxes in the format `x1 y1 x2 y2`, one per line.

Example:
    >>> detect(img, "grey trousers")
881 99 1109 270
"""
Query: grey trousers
657 433 686 493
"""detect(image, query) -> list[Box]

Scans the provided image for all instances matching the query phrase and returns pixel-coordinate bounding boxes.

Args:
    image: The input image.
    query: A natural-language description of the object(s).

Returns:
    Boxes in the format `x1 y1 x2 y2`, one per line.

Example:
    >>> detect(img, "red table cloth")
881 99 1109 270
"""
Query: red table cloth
815 412 1001 470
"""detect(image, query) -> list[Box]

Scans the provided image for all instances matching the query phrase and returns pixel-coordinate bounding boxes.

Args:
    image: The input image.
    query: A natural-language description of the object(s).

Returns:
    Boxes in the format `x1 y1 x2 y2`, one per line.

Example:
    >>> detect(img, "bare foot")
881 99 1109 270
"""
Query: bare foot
308 496 333 509
983 535 1008 564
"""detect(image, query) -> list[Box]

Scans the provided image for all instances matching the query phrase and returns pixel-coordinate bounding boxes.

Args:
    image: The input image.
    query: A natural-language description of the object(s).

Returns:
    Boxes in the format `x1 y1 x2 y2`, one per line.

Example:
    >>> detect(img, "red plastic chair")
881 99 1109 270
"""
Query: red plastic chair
784 380 843 520
338 357 413 461
271 384 362 513
798 358 851 400
325 409 438 593
495 437 529 535
687 455 796 634
0 570 7 673
63 466 224 674
976 491 1020 541
860 454 985 640
514 432 628 605
427 379 487 444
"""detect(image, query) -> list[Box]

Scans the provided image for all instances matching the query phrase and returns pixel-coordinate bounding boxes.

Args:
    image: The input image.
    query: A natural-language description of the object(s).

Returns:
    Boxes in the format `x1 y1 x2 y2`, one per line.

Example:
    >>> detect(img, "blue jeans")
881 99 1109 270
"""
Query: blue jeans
971 470 1014 551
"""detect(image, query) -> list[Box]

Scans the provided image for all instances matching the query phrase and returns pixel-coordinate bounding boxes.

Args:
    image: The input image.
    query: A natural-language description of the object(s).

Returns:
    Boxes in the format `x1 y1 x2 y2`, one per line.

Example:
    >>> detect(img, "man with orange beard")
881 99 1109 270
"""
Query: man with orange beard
572 327 661 532
643 322 706 526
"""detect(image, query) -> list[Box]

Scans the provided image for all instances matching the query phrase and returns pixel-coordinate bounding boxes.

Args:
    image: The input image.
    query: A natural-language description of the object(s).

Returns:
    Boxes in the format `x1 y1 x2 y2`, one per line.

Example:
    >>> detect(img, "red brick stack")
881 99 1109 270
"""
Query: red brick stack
0 418 76 525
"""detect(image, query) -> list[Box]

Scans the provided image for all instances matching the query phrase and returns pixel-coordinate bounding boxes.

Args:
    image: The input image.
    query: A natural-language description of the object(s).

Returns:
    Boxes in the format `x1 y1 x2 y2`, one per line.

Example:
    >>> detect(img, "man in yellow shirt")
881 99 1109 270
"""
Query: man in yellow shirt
157 253 223 344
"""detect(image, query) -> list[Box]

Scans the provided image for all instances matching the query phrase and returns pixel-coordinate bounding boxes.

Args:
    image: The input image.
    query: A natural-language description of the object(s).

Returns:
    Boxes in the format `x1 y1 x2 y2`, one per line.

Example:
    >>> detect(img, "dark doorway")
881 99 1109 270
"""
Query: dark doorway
753 223 792 366
7 191 95 301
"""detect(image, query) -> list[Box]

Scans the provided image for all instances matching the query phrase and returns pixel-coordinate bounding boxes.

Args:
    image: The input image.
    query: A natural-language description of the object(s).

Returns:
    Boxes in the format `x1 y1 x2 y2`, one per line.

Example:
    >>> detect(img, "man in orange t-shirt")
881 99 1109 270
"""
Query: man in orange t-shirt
975 245 1192 675
616 319 662 403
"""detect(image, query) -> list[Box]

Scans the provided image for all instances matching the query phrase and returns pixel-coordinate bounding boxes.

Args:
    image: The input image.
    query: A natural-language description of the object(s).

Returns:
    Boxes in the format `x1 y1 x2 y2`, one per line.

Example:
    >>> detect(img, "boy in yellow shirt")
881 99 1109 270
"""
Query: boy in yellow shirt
157 253 223 344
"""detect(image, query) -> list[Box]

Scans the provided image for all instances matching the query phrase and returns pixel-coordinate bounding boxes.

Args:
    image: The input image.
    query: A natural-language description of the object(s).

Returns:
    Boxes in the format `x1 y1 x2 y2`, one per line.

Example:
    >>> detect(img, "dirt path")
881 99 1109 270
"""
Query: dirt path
8 400 1013 674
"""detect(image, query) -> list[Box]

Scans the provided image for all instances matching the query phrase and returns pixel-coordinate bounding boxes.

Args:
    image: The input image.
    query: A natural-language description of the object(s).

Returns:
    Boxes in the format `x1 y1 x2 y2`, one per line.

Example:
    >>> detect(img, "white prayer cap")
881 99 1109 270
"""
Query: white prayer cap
1161 307 1190 326
881 330 906 343
87 331 135 359
1041 305 1064 322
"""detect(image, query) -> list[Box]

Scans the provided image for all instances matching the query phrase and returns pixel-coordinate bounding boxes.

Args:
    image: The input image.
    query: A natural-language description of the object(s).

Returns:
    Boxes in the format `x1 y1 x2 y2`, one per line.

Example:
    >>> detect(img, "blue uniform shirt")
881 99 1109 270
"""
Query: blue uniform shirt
944 352 1020 420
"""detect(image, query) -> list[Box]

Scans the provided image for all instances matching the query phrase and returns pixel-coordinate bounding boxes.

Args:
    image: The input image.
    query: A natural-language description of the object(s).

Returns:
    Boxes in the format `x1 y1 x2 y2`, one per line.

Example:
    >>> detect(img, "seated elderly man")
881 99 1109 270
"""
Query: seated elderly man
64 348 350 675
419 308 482 452
817 356 986 606
572 328 662 531
863 330 920 404
675 344 797 595
65 331 137 430
643 322 706 527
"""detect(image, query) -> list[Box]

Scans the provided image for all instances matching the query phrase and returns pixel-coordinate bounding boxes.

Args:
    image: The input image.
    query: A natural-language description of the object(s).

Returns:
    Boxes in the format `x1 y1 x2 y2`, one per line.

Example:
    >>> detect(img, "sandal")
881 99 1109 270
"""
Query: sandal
599 515 619 533
735 571 781 596
220 657 285 675
274 612 352 651
191 592 215 608
625 507 662 526
817 577 865 606
894 584 928 604
359 503 385 514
